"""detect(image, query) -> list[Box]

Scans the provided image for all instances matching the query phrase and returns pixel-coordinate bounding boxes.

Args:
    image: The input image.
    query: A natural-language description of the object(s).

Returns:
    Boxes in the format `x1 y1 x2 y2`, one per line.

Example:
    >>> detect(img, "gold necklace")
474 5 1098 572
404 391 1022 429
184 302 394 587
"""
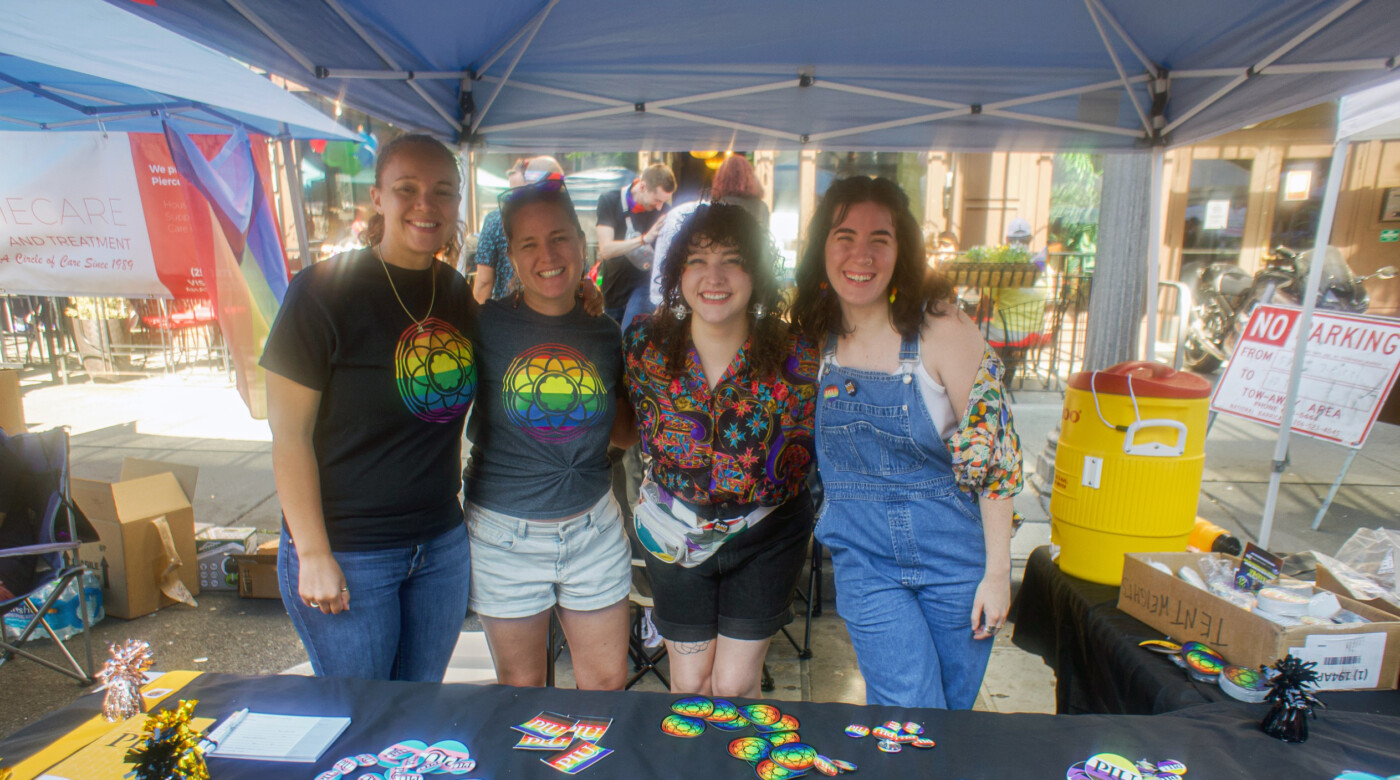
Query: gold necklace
374 244 435 332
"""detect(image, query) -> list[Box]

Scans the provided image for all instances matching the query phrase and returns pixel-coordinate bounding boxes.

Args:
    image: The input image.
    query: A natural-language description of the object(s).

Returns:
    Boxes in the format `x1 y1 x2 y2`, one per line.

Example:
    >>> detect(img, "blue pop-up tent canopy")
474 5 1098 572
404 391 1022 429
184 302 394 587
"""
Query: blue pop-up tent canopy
0 0 355 140
110 0 1397 151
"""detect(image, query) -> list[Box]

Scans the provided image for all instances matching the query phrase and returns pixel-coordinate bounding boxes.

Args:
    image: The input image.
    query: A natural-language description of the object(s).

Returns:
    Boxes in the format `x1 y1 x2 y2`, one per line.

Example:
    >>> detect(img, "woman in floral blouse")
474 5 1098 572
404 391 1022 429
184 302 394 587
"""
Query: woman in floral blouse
792 176 1022 710
624 203 818 698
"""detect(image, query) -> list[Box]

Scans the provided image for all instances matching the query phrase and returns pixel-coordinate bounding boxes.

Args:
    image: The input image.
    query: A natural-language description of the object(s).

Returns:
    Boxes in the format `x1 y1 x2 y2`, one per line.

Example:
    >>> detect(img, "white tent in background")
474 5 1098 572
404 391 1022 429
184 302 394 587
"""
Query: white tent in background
1257 76 1400 549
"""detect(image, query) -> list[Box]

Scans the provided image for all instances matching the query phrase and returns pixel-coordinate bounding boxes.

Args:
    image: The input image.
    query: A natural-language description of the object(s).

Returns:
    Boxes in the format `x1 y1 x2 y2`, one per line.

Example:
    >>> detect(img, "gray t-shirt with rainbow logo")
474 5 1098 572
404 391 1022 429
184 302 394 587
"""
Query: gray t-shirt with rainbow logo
466 298 622 519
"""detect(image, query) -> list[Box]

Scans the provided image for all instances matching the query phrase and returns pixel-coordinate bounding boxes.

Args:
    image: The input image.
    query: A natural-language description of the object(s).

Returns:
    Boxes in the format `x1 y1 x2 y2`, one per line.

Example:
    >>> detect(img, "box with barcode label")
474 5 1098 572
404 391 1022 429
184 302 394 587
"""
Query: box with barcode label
1118 552 1400 690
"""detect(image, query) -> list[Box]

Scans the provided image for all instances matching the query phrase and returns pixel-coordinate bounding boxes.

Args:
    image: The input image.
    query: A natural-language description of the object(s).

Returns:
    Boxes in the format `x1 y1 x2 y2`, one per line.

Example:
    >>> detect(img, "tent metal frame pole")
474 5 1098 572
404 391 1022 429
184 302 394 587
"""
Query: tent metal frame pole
320 0 460 128
815 81 965 110
1145 147 1165 361
1173 59 1395 79
649 81 793 110
1163 0 1366 135
479 105 634 135
318 69 471 80
476 75 628 106
647 107 803 143
1257 140 1349 550
0 113 43 128
475 0 559 76
279 125 311 269
808 109 966 143
982 76 1149 112
1084 0 1151 134
469 0 559 134
1084 0 1158 74
981 109 1144 137
226 0 317 74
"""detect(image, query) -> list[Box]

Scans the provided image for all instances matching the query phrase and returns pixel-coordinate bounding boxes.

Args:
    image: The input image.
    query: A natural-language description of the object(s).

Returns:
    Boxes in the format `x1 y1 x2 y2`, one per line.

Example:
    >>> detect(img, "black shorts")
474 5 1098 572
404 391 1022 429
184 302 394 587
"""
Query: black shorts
642 490 815 642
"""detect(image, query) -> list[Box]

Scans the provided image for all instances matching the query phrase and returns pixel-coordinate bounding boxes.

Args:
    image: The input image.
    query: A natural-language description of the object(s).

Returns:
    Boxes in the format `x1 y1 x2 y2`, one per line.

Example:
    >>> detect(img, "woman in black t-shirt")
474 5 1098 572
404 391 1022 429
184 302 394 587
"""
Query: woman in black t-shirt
260 135 478 682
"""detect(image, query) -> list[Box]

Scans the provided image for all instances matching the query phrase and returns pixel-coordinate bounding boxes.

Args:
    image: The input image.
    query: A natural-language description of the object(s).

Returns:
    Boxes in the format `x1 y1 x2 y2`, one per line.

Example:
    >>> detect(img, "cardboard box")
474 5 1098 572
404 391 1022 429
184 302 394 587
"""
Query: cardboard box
232 539 280 599
1316 563 1400 620
1118 552 1400 691
195 526 257 591
0 367 25 435
73 459 200 619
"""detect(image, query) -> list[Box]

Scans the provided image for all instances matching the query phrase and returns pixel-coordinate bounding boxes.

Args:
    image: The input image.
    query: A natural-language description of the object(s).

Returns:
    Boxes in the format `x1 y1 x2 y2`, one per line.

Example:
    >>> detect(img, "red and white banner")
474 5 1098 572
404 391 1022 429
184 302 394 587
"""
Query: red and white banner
1210 304 1400 448
0 130 229 298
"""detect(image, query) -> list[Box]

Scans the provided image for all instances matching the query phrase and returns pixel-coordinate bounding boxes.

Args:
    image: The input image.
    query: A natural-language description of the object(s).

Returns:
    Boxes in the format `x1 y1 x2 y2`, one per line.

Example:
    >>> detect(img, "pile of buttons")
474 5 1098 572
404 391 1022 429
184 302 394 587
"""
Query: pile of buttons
660 697 858 778
314 739 475 780
843 720 935 754
1066 753 1187 780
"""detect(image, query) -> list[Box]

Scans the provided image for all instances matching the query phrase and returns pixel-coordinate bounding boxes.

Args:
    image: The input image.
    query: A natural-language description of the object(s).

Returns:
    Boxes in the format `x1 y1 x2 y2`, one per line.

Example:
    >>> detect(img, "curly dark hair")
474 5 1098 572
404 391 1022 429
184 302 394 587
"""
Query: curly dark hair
792 176 954 342
651 203 789 377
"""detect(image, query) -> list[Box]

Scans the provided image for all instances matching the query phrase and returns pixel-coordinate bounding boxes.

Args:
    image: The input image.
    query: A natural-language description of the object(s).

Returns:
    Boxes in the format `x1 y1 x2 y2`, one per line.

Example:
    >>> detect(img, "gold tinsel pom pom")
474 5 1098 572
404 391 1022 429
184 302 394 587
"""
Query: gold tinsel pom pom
123 699 209 780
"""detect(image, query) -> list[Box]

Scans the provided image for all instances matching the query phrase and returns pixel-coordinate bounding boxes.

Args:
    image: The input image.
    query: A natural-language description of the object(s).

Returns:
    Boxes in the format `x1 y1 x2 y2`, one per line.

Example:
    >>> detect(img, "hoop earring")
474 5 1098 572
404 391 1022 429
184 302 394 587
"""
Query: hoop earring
751 302 767 320
670 301 689 319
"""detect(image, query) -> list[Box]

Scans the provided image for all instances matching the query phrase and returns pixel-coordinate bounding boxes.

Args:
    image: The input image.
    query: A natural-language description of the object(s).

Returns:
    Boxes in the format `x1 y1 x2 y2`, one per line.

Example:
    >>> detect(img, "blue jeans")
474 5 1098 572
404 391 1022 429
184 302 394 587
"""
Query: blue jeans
278 523 470 682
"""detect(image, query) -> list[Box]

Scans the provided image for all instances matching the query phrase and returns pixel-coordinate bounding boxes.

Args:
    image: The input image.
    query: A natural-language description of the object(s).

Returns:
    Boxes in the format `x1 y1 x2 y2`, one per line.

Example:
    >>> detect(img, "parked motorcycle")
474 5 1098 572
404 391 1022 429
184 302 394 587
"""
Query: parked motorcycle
1182 247 1397 373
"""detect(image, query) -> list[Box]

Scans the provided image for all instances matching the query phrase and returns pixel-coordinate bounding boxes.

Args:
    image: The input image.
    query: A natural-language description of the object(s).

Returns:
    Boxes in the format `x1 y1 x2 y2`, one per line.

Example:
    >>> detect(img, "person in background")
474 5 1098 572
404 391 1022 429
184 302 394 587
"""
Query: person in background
625 203 816 699
465 176 636 690
792 176 1022 709
262 134 477 682
473 157 566 303
648 154 771 308
597 163 676 328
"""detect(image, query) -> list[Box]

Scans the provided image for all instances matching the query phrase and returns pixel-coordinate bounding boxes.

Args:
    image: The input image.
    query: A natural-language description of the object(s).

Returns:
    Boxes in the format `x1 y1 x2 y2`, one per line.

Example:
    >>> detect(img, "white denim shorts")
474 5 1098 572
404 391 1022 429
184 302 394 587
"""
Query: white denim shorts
466 492 632 619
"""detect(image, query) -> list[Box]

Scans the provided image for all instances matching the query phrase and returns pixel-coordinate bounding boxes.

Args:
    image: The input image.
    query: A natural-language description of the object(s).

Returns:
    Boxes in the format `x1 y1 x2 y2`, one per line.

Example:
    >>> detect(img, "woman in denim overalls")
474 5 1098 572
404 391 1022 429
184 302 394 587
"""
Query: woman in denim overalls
793 177 1019 709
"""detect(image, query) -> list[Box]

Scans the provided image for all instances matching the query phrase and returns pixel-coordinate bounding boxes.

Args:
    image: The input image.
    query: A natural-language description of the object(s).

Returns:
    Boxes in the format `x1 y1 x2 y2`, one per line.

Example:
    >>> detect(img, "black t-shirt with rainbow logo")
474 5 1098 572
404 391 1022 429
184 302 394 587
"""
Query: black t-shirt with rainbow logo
261 248 477 551
466 297 622 520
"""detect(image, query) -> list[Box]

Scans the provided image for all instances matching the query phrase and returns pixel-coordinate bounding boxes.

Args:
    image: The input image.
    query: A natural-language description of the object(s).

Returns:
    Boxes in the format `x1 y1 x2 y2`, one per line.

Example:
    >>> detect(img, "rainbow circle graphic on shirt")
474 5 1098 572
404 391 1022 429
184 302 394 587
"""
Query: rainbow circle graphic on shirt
395 318 476 423
502 343 606 443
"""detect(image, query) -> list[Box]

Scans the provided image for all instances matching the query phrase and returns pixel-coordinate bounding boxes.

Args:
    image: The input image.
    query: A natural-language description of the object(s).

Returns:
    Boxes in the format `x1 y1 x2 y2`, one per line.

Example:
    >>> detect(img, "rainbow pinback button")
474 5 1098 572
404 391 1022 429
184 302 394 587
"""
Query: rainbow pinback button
844 724 870 738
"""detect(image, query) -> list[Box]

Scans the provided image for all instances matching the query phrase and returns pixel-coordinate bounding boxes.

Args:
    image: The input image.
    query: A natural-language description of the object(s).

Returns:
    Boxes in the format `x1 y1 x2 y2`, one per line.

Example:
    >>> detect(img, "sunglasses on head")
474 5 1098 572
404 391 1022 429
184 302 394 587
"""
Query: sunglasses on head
498 172 566 206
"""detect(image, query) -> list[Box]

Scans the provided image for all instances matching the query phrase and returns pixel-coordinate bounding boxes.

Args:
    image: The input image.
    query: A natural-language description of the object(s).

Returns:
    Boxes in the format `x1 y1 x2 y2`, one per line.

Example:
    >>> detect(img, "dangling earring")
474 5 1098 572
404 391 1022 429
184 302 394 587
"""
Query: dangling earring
670 300 689 319
819 281 829 299
752 302 767 320
888 286 898 304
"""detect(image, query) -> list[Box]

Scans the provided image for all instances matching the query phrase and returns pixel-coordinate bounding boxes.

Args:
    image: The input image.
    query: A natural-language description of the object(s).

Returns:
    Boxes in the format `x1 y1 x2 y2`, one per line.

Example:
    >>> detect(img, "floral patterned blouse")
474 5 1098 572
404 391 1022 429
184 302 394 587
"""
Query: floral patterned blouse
947 345 1024 501
625 319 819 508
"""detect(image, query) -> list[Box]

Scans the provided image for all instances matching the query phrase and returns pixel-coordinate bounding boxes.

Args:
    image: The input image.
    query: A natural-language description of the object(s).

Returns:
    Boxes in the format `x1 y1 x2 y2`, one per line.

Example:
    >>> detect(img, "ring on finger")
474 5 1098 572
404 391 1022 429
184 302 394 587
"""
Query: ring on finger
307 601 320 608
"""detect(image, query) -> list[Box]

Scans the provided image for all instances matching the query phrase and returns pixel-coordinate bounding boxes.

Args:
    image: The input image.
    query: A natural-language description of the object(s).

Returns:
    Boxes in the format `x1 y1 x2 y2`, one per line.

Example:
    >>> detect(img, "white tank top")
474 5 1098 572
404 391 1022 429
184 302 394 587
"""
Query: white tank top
824 345 959 440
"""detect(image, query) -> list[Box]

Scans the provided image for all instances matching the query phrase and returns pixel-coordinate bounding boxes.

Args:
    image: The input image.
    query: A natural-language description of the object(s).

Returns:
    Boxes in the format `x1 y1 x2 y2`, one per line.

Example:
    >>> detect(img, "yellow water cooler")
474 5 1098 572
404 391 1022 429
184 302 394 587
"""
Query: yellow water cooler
1050 361 1211 584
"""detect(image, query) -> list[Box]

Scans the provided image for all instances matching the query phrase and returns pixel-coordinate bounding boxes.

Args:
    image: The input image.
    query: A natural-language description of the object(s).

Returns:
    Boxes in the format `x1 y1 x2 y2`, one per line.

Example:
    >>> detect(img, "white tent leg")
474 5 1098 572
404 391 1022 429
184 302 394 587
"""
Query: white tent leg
1145 147 1164 360
1257 140 1349 549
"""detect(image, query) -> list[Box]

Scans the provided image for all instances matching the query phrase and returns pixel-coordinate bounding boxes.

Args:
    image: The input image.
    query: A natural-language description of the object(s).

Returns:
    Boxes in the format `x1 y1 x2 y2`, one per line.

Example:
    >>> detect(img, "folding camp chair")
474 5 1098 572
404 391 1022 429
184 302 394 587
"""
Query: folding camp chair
0 428 98 683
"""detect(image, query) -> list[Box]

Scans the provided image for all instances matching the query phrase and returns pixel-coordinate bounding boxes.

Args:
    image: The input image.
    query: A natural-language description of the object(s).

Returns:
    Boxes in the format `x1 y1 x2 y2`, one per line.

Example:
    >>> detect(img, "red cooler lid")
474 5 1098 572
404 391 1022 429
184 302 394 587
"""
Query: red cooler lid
1067 361 1211 399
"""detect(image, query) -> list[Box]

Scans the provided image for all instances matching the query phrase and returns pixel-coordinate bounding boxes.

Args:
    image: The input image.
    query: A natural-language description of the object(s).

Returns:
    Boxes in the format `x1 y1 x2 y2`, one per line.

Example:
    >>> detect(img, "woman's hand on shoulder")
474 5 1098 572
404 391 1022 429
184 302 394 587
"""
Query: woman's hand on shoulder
578 279 604 316
921 308 986 417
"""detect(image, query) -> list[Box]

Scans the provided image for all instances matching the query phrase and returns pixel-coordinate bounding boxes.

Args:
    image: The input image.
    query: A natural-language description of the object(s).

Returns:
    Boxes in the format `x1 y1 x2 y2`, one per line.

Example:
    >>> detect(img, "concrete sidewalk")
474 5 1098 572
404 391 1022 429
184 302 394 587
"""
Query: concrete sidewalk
3 366 1395 738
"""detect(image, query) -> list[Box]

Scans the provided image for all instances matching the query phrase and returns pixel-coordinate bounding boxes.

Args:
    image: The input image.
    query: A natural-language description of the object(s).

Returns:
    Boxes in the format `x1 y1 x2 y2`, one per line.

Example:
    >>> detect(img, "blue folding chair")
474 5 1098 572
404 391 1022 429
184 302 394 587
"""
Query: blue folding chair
0 428 98 683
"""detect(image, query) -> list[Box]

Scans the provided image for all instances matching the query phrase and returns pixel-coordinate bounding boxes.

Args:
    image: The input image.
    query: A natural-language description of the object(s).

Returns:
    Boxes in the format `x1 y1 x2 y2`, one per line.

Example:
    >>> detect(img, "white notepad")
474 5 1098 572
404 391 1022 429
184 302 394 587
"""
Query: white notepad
207 712 351 763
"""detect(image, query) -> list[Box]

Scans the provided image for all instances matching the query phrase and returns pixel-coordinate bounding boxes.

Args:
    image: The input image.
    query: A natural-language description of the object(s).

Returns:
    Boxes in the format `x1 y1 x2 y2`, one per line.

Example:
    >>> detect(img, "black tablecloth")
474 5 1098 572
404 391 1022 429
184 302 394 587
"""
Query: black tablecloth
1011 545 1400 717
4 671 1400 779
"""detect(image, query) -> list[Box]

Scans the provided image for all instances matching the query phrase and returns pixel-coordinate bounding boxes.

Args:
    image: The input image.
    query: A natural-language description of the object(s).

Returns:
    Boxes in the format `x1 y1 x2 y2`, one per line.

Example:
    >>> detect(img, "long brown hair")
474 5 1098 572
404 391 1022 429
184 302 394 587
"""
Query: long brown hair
359 133 464 261
792 176 954 342
651 203 788 378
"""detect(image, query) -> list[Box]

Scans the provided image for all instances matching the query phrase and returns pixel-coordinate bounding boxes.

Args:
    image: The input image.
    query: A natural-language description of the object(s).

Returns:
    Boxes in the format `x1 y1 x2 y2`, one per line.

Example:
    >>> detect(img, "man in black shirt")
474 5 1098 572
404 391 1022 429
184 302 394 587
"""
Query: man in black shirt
595 163 675 327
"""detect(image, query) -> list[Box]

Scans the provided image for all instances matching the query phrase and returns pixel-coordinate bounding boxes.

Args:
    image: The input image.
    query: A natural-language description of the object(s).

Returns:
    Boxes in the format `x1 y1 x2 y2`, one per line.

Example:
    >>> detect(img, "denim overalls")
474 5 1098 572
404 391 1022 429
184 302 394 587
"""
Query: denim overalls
814 333 992 709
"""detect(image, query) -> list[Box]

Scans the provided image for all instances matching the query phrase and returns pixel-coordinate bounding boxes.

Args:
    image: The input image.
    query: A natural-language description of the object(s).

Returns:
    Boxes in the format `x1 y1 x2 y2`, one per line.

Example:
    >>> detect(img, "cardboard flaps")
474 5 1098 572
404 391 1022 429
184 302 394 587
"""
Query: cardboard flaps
1118 551 1400 691
73 458 200 619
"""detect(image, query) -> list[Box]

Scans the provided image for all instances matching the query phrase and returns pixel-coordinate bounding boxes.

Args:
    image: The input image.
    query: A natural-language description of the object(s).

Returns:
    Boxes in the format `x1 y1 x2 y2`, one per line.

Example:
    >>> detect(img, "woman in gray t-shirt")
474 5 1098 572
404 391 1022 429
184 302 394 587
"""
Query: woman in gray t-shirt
464 177 638 689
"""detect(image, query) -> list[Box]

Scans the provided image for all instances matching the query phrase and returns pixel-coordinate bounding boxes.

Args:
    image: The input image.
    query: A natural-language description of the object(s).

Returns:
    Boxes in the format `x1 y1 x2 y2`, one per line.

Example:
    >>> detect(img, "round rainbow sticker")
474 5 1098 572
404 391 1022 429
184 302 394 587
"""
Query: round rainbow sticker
395 319 476 423
502 344 606 443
